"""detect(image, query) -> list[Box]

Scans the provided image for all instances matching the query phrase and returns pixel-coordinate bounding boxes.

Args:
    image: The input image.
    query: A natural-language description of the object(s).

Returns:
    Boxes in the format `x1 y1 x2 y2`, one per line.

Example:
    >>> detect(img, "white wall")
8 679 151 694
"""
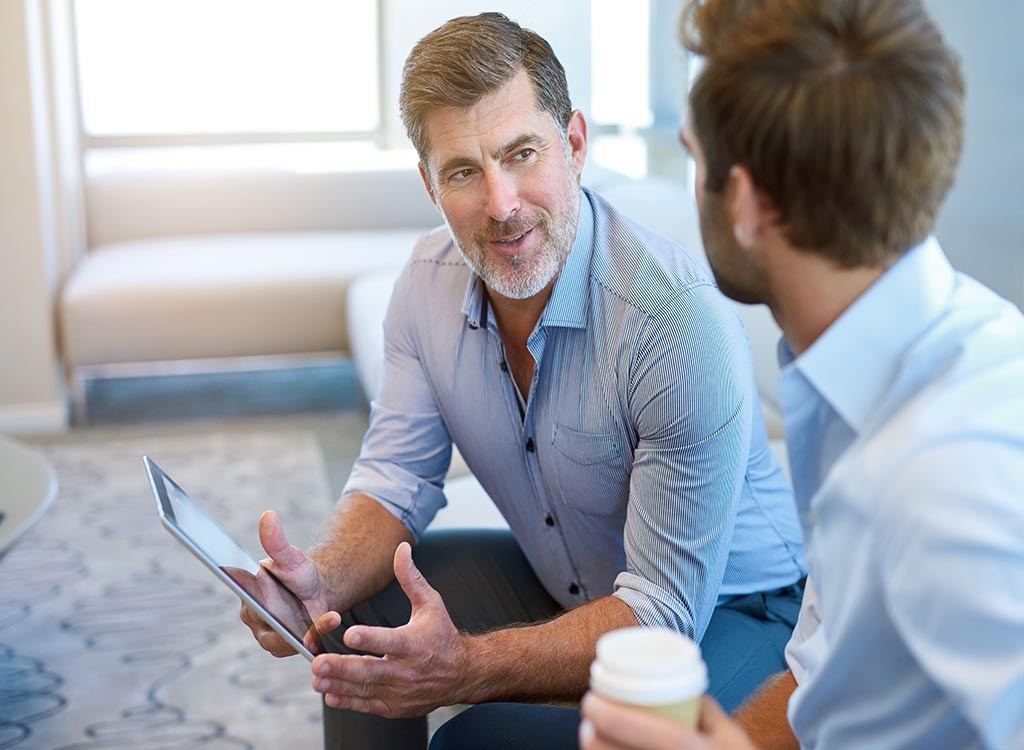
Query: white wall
928 0 1024 305
0 0 66 434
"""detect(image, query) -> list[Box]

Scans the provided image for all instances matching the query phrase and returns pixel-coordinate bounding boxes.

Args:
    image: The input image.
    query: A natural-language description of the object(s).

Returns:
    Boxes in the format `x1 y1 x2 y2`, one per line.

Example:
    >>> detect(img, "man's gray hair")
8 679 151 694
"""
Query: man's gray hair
399 12 572 165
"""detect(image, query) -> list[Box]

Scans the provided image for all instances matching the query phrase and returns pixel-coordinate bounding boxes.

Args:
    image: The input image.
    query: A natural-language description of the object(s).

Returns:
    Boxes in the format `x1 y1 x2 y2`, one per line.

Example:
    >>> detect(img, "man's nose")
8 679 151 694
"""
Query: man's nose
482 169 520 223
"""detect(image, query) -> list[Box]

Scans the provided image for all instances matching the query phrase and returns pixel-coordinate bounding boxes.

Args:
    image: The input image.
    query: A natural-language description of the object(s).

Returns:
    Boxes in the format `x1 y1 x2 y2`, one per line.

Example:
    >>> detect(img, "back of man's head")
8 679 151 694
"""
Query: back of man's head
400 12 572 167
680 0 965 267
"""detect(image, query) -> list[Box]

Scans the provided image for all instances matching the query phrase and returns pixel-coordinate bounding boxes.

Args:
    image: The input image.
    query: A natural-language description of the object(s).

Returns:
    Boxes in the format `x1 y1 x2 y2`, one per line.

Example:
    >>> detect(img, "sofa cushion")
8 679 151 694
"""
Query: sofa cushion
60 230 426 367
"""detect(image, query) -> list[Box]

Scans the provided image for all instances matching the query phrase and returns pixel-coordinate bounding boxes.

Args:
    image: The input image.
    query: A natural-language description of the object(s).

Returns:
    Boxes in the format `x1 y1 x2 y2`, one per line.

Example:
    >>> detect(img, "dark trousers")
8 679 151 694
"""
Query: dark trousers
323 530 563 750
323 529 803 750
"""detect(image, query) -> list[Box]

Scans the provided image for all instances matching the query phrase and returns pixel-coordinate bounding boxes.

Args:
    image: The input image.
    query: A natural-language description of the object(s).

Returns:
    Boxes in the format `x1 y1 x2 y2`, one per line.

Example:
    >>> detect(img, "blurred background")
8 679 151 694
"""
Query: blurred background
1 0 1021 435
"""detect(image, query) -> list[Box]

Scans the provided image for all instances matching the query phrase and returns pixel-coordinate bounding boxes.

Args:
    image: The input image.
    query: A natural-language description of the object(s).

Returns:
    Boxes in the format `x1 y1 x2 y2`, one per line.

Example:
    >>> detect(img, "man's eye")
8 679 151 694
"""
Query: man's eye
513 148 535 161
449 169 475 183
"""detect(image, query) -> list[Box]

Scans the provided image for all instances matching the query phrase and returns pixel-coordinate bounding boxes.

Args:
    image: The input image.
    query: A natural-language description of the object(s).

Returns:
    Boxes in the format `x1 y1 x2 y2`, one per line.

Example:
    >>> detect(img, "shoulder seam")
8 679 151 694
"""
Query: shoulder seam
591 275 717 321
409 258 466 268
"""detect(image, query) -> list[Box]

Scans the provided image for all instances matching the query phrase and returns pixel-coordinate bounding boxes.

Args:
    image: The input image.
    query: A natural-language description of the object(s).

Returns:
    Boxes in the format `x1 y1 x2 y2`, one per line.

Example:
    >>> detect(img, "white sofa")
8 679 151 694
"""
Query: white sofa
58 163 443 420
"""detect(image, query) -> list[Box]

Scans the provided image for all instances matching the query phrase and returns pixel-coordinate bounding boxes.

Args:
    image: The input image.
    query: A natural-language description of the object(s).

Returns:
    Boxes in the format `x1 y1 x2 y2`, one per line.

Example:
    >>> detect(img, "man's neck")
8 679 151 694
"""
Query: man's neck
487 279 556 348
766 246 889 357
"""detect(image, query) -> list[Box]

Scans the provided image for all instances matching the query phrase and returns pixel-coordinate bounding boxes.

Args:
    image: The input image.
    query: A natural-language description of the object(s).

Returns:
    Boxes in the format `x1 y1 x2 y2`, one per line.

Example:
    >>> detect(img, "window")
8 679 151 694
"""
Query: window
73 0 379 142
589 0 654 178
590 0 652 129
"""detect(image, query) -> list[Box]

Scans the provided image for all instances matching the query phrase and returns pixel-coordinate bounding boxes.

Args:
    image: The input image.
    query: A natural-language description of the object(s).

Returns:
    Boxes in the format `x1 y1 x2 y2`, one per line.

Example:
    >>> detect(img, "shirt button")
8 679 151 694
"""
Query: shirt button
568 583 580 595
500 361 509 372
545 514 555 527
807 511 817 525
525 437 535 453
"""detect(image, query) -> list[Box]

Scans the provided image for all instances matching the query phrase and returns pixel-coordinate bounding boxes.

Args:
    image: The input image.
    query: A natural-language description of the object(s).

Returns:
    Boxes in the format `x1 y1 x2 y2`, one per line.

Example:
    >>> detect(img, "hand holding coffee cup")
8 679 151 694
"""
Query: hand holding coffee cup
589 626 708 726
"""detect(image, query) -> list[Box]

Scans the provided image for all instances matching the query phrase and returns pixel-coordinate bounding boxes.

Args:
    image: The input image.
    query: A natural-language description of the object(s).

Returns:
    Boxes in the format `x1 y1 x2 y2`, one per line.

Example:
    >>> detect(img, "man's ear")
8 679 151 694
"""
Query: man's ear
566 110 588 178
728 165 766 249
418 162 439 209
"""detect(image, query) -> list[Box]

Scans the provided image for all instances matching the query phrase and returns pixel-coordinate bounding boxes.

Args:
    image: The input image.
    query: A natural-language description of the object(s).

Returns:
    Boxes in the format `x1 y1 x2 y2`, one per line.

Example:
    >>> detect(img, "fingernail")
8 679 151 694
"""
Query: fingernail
318 663 330 676
578 719 595 746
348 631 361 647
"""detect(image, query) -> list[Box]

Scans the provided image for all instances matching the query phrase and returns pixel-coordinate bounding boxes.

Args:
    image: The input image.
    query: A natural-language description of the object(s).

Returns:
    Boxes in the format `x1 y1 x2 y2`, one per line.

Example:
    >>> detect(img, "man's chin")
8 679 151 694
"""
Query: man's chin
485 273 552 301
711 272 766 306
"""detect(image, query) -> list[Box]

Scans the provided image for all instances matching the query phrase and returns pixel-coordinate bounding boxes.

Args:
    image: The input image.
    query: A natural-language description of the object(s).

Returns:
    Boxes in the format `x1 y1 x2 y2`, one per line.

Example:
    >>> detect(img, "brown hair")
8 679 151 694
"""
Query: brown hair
399 12 572 166
680 0 965 266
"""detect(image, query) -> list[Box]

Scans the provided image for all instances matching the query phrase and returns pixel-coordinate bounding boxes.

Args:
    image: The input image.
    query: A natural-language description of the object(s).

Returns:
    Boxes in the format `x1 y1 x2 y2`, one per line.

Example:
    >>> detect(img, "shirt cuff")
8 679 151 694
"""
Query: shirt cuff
343 459 447 542
612 571 698 638
784 577 825 685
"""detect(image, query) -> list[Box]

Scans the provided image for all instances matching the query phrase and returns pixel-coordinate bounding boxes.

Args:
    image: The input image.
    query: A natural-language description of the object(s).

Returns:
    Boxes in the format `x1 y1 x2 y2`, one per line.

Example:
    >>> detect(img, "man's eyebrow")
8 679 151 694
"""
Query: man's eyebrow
492 132 546 161
437 155 479 177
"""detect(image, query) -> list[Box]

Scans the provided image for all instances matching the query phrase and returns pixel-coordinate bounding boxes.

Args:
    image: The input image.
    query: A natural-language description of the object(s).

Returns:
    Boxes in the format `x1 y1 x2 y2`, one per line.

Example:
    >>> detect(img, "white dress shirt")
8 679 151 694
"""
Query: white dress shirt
780 238 1024 749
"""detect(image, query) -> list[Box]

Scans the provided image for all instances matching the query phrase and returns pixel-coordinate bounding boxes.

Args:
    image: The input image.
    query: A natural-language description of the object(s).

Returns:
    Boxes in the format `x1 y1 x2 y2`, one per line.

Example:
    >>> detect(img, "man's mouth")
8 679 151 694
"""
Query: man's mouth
489 227 536 247
488 226 534 252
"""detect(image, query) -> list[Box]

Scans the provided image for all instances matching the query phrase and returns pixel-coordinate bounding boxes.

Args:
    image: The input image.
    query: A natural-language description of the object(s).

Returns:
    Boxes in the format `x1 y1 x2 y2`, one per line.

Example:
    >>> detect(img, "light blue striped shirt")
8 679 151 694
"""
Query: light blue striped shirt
781 238 1024 749
345 189 805 638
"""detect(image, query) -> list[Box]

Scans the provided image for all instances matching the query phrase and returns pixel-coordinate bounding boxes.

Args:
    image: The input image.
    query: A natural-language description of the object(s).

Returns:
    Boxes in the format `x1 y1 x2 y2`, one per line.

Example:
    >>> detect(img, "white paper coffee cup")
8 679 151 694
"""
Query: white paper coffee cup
590 627 708 726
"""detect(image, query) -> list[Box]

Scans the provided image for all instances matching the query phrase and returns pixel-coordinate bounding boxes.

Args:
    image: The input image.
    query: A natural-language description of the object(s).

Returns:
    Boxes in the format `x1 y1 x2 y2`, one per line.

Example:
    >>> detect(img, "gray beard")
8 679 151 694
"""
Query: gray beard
447 190 580 300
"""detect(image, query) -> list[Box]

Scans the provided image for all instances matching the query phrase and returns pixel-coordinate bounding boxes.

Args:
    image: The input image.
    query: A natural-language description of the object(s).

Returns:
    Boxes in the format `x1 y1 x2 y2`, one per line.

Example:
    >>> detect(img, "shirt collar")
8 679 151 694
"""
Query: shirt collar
460 188 593 331
789 236 956 433
539 188 593 330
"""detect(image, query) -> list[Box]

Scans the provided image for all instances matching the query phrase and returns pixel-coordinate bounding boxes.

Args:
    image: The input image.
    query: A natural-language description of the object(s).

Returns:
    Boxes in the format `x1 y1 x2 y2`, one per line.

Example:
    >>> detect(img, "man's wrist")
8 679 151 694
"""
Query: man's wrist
454 631 499 705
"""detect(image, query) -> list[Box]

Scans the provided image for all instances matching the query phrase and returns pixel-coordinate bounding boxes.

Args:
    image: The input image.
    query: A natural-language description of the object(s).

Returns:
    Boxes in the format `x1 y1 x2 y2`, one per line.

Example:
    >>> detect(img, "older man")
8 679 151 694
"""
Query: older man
241 13 805 749
580 1 1024 749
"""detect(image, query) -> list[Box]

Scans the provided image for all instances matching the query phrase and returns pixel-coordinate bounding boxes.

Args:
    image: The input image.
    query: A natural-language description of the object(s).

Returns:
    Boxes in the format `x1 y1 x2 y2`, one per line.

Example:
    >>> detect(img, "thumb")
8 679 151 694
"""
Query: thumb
393 541 439 610
258 510 307 571
697 695 730 732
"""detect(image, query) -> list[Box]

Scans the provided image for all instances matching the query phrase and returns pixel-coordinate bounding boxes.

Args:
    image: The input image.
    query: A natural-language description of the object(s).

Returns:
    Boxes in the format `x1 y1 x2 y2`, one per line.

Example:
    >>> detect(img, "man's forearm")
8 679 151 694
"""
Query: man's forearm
735 669 799 750
307 492 413 613
459 595 639 704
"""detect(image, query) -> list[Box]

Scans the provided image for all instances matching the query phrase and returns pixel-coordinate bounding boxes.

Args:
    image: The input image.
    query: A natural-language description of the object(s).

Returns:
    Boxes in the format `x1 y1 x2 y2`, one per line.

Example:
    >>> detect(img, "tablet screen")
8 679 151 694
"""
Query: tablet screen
150 460 325 658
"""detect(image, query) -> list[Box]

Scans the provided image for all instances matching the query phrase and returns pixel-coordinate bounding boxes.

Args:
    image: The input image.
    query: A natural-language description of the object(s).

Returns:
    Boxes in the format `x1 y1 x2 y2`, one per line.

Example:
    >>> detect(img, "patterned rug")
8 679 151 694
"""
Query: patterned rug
0 430 333 749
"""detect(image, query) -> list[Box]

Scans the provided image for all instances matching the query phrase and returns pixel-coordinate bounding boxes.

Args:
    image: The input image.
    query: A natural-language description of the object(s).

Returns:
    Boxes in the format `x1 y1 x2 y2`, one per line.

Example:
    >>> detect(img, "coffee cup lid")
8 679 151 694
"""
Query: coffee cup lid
590 627 707 705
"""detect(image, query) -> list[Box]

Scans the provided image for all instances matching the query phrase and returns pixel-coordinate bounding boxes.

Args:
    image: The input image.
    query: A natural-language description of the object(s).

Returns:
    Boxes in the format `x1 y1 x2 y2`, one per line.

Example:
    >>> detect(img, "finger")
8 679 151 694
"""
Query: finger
313 611 343 634
259 631 298 658
312 653 397 685
392 542 440 611
305 611 340 654
258 510 307 571
578 718 599 750
700 692 724 729
579 717 645 750
312 665 406 703
241 603 298 657
239 602 261 631
344 623 407 656
581 692 701 750
697 695 729 732
322 691 393 717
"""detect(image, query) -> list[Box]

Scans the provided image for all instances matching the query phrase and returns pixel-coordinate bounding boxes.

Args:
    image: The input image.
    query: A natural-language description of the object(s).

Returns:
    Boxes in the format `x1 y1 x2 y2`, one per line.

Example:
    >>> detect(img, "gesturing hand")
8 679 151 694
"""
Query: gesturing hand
310 541 471 718
238 510 335 657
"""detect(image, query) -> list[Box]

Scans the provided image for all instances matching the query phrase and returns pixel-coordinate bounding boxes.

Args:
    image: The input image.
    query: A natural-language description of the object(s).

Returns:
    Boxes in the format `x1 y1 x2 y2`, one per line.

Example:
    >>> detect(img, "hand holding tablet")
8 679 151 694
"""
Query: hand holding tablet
145 456 337 661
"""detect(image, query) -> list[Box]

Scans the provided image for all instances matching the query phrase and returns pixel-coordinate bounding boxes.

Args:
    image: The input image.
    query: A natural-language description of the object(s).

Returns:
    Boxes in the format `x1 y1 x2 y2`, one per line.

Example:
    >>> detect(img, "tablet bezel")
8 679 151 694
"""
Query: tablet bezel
144 455 318 662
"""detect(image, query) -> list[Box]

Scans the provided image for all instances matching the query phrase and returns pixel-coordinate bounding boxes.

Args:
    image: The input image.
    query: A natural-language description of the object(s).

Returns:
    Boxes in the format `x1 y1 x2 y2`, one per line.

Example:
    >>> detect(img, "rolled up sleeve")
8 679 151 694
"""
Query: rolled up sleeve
342 261 453 541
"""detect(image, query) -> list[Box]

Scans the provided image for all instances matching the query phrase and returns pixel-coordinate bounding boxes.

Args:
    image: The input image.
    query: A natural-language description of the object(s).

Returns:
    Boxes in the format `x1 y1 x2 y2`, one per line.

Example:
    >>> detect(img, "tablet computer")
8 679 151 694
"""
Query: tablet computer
144 456 324 661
